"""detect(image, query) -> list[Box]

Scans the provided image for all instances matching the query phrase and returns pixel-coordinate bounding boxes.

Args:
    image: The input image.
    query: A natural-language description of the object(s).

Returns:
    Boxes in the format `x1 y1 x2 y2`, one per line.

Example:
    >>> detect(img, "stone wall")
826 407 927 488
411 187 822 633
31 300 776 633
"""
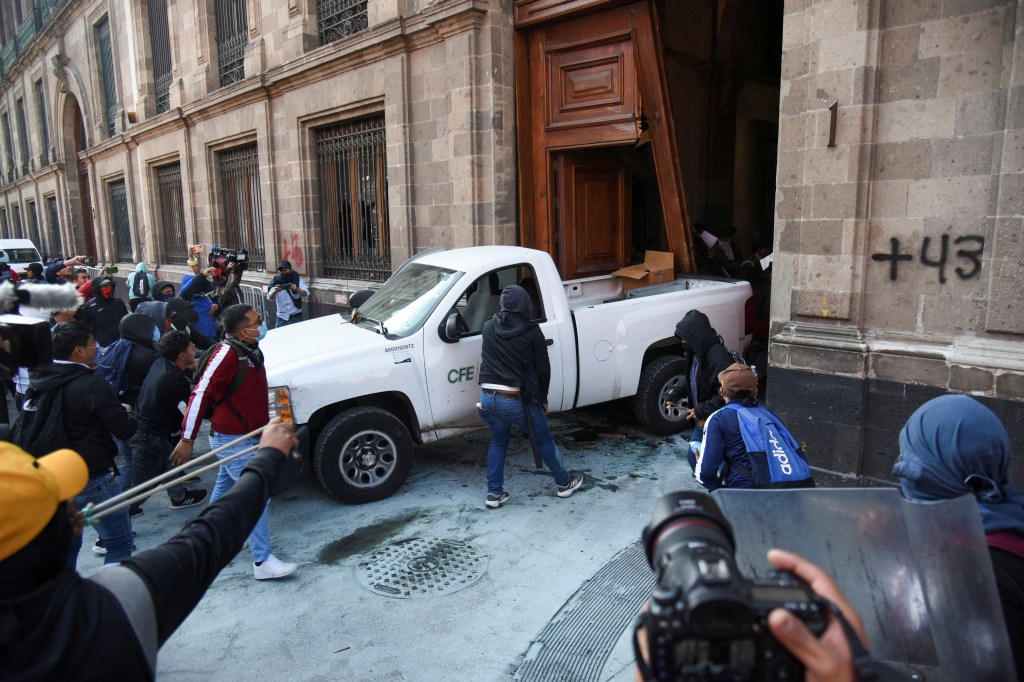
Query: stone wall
771 0 1024 487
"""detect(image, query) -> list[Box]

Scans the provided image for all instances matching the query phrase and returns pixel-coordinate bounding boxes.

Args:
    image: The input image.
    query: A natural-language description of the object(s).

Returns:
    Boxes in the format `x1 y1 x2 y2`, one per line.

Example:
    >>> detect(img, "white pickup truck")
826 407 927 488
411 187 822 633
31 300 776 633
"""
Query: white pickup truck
261 246 752 503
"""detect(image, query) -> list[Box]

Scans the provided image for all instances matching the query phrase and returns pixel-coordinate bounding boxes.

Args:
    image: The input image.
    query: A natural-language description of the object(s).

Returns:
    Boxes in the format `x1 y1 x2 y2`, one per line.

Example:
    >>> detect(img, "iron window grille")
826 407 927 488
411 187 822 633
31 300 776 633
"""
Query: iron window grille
315 115 390 281
35 80 49 166
155 162 187 264
216 0 247 87
148 0 172 113
218 144 266 270
15 98 29 175
27 201 41 252
12 204 22 238
0 209 7 239
46 195 60 256
2 112 14 184
108 179 133 262
95 16 117 138
317 0 368 47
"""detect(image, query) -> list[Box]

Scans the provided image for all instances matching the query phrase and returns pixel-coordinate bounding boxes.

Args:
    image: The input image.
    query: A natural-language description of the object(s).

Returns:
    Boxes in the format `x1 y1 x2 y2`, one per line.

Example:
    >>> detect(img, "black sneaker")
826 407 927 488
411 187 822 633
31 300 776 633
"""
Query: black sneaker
129 505 144 518
170 488 208 509
557 473 584 498
92 539 107 555
485 491 510 508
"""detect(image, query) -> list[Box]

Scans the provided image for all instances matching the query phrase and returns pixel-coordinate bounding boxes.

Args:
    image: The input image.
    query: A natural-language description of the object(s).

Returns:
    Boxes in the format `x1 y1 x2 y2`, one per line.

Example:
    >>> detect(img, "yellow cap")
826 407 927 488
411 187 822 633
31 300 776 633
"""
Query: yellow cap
0 444 88 561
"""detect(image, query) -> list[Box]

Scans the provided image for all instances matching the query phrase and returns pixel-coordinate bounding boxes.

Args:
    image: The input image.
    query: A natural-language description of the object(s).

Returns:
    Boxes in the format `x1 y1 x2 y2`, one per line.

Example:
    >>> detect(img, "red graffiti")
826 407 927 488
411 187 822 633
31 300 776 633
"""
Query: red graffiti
280 233 305 270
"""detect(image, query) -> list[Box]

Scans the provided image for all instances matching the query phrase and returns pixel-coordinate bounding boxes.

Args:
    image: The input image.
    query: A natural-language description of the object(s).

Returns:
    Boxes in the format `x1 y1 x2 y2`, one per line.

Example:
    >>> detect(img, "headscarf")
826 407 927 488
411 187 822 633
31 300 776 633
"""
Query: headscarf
894 394 1024 535
498 284 533 319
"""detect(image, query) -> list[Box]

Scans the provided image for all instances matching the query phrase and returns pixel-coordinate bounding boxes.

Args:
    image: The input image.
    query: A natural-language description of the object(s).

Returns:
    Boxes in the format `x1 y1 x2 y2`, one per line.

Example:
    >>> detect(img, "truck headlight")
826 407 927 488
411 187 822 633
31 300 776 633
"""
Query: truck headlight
268 386 294 423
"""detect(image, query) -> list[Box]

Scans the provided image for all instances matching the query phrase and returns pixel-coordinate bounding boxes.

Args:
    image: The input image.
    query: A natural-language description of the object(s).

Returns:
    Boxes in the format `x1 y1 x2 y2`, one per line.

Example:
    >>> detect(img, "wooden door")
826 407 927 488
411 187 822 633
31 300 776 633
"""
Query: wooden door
557 152 630 278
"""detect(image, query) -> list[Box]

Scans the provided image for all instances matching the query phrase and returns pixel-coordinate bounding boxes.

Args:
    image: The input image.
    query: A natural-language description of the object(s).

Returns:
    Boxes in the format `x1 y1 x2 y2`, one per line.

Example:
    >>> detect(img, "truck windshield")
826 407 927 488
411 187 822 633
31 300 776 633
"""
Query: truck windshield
0 248 40 262
354 263 462 339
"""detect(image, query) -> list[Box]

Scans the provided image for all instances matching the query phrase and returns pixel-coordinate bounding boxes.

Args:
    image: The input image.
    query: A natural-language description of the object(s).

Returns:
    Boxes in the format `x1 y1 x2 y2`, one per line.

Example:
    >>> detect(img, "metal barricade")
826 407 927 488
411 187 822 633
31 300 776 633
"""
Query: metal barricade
238 281 273 323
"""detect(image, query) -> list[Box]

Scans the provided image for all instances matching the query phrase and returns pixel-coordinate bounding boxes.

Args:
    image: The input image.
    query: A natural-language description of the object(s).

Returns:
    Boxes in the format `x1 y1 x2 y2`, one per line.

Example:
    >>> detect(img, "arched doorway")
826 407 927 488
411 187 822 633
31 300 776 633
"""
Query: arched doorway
60 94 97 258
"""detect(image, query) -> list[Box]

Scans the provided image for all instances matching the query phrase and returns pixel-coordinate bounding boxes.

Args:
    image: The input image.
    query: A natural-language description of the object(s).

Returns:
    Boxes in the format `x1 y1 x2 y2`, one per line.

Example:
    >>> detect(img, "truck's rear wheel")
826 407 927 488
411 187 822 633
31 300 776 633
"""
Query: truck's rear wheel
314 406 414 503
634 355 690 435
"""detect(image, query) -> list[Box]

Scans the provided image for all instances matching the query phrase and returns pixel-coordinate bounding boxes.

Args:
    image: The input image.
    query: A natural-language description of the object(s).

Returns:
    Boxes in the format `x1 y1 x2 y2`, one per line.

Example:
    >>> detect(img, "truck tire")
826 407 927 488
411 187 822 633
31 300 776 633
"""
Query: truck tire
633 355 691 435
314 406 414 503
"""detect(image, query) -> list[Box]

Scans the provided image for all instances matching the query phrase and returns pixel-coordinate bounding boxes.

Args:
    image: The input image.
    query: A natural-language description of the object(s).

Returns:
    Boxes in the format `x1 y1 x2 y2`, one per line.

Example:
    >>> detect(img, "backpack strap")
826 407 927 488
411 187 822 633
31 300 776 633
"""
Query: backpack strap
210 339 252 431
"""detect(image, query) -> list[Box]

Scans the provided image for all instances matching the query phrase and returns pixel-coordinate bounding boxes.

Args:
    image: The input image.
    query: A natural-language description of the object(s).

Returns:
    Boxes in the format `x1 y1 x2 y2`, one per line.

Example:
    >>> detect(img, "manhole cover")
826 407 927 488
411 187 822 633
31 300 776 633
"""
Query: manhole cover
356 537 488 598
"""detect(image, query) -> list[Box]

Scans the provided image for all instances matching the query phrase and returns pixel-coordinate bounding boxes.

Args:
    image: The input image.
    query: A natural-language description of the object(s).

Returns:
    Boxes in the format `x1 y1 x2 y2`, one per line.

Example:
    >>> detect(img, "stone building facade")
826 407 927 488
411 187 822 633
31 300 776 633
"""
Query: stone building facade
0 0 516 312
768 0 1024 487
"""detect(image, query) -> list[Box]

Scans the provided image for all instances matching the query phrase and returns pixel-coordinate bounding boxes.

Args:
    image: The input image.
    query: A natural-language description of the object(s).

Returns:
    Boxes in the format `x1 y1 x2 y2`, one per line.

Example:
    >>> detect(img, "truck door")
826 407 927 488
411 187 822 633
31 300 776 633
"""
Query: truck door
424 263 565 430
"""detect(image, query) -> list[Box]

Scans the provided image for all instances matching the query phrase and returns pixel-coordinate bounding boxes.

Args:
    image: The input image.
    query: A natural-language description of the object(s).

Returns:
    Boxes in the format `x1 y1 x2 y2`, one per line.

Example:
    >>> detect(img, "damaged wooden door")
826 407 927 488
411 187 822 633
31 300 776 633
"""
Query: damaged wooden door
556 151 631 278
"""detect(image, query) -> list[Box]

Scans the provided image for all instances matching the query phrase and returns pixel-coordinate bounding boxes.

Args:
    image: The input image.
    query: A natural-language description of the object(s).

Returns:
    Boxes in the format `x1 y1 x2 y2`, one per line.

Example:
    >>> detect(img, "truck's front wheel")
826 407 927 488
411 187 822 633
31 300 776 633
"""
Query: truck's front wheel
634 355 690 435
314 407 414 503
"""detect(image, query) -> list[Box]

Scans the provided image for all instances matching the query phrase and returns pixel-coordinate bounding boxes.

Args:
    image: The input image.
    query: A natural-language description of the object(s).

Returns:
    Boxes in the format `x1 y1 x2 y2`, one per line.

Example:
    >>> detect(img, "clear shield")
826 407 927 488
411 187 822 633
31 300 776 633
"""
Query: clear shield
714 488 1016 681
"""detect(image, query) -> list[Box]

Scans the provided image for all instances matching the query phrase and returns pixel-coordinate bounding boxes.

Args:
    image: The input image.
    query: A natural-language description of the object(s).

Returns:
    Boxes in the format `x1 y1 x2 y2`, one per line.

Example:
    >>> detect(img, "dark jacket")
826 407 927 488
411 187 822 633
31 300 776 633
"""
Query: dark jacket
119 314 161 407
26 362 137 476
80 276 129 346
696 396 758 489
135 357 193 437
675 310 735 421
478 288 548 405
0 445 288 681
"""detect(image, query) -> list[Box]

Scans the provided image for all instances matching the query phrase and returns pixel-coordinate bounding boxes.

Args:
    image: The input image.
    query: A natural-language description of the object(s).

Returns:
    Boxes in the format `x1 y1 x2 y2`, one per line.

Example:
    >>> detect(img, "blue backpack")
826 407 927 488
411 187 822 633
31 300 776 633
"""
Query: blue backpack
95 338 134 399
723 402 815 488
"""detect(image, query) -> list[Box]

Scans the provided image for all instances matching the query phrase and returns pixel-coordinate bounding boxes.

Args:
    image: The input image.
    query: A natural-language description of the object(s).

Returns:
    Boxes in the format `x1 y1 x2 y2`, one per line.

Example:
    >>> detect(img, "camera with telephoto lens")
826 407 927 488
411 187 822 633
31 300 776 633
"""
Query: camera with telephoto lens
638 491 828 681
208 247 248 277
0 281 74 374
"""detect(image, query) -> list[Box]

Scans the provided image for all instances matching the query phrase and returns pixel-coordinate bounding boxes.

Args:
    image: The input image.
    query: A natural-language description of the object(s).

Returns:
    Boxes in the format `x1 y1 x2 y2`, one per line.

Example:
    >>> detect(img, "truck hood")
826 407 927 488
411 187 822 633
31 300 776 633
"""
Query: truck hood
262 314 393 380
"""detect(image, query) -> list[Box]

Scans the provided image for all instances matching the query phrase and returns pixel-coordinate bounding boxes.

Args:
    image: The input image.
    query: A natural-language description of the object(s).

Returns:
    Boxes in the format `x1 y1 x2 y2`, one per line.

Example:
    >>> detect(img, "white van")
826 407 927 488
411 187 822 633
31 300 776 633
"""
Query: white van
0 238 43 274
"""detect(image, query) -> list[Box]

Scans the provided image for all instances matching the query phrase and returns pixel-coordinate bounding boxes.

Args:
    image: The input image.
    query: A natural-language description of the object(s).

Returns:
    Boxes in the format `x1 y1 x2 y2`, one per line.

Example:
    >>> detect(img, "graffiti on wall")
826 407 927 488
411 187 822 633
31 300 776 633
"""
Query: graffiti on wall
280 232 305 271
871 235 984 284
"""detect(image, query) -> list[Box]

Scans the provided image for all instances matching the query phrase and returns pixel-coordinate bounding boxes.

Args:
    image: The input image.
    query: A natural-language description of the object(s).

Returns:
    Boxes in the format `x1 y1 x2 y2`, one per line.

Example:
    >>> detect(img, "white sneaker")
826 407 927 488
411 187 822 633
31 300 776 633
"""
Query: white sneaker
253 554 297 580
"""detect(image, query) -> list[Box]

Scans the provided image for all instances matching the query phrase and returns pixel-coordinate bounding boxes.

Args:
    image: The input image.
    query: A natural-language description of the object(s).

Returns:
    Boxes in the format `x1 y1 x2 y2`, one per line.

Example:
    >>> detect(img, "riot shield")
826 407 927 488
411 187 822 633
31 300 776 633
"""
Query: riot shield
714 488 1016 680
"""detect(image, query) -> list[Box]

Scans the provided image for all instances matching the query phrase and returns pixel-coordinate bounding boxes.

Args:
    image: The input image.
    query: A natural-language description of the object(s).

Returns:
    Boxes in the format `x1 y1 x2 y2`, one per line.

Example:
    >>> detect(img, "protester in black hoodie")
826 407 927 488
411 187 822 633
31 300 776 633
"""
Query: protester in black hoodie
476 284 583 509
80 275 129 348
0 421 298 681
25 321 137 566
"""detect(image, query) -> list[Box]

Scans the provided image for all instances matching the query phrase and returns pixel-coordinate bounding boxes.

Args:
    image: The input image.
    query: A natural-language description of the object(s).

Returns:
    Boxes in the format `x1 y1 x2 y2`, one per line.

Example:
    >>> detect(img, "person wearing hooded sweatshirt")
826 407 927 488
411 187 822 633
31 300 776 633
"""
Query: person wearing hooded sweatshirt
894 394 1024 676
153 279 176 302
80 275 129 349
127 262 157 311
673 309 737 471
25 321 137 567
0 421 298 680
476 284 583 509
181 272 218 339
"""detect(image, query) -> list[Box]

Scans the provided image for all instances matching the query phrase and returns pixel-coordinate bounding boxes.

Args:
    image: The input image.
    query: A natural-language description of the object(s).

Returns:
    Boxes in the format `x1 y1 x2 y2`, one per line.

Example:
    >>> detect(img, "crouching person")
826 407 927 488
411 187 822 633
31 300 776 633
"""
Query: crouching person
695 363 814 491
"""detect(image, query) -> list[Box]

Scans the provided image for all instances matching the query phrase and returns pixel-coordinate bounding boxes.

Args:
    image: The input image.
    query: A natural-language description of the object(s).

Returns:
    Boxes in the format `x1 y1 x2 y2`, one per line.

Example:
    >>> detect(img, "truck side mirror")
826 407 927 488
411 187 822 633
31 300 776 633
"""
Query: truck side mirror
440 311 468 343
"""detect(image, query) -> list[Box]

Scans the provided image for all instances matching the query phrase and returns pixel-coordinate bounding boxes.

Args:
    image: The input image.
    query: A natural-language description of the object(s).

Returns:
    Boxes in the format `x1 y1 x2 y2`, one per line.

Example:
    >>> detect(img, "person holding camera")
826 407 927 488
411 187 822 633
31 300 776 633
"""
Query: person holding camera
179 249 242 320
266 260 308 328
44 255 88 285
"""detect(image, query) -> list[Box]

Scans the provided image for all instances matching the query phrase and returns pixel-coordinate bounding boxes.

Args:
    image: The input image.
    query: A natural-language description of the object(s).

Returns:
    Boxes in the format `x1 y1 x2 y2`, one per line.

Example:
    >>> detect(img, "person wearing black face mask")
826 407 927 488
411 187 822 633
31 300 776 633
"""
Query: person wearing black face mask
0 420 299 680
153 280 176 302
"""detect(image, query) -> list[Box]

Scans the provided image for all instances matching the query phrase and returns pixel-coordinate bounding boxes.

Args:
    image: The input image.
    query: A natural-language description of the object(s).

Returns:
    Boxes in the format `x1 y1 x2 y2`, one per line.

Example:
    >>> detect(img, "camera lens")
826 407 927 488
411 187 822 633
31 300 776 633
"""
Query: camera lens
642 492 735 571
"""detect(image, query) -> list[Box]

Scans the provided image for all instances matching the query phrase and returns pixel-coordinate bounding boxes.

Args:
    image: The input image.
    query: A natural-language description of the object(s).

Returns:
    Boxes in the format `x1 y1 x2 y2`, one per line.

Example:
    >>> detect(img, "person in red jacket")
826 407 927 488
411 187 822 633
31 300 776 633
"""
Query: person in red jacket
171 304 297 580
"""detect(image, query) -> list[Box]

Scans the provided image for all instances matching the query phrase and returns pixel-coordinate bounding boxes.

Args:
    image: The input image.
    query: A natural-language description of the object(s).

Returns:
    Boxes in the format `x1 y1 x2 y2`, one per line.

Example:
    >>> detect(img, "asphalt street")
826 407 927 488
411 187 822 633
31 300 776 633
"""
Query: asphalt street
76 401 703 681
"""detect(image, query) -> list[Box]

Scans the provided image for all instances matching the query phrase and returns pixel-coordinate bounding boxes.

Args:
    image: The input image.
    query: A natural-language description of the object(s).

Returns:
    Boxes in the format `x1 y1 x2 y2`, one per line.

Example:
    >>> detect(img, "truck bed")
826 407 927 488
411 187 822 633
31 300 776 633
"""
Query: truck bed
562 273 742 311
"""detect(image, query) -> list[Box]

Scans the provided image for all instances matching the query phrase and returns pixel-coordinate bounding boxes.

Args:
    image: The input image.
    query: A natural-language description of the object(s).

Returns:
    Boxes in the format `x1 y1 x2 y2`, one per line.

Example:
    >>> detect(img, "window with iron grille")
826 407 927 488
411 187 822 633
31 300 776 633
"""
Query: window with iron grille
148 0 172 114
108 179 133 262
12 204 22 238
0 208 7 239
95 16 117 138
155 162 187 264
1 112 14 184
216 0 247 88
15 98 29 176
46 195 60 255
317 0 368 47
315 116 390 281
35 80 49 166
26 201 41 251
218 144 265 270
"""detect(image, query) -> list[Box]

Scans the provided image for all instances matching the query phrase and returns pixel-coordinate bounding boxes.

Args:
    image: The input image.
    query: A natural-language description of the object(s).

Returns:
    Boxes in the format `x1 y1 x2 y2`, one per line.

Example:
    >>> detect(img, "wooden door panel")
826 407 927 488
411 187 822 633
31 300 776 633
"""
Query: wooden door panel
547 37 636 130
559 153 630 278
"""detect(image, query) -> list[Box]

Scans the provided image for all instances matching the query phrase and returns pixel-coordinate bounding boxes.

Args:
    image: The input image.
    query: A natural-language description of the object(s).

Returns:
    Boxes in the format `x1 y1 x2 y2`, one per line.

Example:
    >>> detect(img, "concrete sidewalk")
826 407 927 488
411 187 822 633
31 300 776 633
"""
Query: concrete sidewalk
81 402 704 681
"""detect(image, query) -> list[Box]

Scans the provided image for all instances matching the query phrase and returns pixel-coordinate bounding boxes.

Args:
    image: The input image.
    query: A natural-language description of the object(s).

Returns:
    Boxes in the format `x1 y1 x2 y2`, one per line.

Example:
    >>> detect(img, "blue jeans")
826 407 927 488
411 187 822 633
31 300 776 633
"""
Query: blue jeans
477 391 570 495
275 312 302 327
71 471 133 568
114 437 133 492
209 432 272 563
